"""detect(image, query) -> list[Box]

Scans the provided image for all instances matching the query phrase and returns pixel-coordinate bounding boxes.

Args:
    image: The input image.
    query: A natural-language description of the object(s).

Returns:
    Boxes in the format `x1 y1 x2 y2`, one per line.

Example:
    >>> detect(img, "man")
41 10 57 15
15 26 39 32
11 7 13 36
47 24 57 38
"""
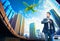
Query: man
41 12 55 41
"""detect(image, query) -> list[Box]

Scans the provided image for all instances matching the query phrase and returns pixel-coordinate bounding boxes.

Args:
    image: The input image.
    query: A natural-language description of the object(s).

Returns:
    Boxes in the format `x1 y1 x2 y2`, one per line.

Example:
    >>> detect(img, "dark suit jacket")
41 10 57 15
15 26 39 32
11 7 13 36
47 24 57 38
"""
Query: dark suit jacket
41 18 55 34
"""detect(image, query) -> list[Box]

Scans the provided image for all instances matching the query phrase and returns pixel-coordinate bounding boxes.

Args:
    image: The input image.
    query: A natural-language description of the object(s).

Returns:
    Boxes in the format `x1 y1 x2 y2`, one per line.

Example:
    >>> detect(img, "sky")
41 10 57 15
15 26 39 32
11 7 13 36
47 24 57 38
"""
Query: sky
9 0 39 12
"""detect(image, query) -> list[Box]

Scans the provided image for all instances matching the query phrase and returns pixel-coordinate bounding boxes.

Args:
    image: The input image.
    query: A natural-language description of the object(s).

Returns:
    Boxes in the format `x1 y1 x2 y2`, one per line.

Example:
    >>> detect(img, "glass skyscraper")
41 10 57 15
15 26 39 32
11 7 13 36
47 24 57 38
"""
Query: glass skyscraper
1 0 15 20
29 23 36 39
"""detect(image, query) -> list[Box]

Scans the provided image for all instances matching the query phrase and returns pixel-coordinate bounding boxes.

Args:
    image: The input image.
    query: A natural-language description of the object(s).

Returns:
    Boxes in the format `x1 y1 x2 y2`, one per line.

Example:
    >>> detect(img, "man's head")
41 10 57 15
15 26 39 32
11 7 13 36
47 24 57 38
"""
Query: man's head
46 12 51 18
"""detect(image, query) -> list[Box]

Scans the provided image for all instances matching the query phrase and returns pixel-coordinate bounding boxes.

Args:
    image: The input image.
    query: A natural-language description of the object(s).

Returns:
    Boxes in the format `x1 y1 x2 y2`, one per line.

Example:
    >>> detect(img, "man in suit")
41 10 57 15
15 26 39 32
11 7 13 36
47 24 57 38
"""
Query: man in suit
41 12 55 41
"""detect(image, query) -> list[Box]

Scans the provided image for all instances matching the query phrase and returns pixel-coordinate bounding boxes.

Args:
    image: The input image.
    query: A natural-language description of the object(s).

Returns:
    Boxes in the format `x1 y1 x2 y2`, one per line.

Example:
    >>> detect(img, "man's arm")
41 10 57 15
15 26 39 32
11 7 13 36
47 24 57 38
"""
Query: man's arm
41 19 48 24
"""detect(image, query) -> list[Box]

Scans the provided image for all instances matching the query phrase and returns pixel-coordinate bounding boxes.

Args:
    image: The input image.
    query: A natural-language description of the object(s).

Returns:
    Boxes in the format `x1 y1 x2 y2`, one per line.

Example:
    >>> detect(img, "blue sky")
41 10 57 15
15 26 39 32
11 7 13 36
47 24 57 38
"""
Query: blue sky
9 0 39 12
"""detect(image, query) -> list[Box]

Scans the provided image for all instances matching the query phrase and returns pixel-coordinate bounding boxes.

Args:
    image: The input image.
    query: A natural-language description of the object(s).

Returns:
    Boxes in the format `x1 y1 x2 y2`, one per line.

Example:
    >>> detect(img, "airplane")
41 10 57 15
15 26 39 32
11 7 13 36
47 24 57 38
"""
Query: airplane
23 1 38 13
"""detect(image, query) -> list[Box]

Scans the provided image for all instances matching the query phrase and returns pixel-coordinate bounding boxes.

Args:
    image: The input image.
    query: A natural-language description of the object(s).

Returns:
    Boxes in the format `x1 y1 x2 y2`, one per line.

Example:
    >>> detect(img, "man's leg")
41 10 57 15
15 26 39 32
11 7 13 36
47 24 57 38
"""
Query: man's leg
45 33 48 41
49 34 54 41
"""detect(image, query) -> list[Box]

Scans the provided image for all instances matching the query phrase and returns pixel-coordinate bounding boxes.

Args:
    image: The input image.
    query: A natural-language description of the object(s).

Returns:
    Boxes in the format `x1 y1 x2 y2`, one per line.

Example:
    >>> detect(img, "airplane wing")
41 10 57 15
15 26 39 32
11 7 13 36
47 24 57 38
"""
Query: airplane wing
33 4 37 7
31 8 35 12
23 2 29 7
31 8 37 12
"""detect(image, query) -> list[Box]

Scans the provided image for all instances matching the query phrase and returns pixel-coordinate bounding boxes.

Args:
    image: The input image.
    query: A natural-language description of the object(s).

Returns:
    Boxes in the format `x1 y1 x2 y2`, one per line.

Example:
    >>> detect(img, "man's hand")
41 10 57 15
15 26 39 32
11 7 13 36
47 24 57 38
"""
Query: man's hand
48 20 52 23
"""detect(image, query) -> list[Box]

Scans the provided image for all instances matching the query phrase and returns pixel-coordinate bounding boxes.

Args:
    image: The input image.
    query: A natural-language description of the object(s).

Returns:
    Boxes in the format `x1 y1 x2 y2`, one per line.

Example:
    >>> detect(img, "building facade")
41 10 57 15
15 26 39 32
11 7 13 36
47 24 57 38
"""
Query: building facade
29 23 36 39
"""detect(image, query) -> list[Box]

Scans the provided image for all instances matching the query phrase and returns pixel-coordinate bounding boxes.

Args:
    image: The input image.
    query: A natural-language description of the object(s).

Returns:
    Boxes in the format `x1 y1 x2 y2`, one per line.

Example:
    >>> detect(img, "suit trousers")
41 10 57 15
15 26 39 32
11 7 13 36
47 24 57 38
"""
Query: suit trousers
44 32 54 41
